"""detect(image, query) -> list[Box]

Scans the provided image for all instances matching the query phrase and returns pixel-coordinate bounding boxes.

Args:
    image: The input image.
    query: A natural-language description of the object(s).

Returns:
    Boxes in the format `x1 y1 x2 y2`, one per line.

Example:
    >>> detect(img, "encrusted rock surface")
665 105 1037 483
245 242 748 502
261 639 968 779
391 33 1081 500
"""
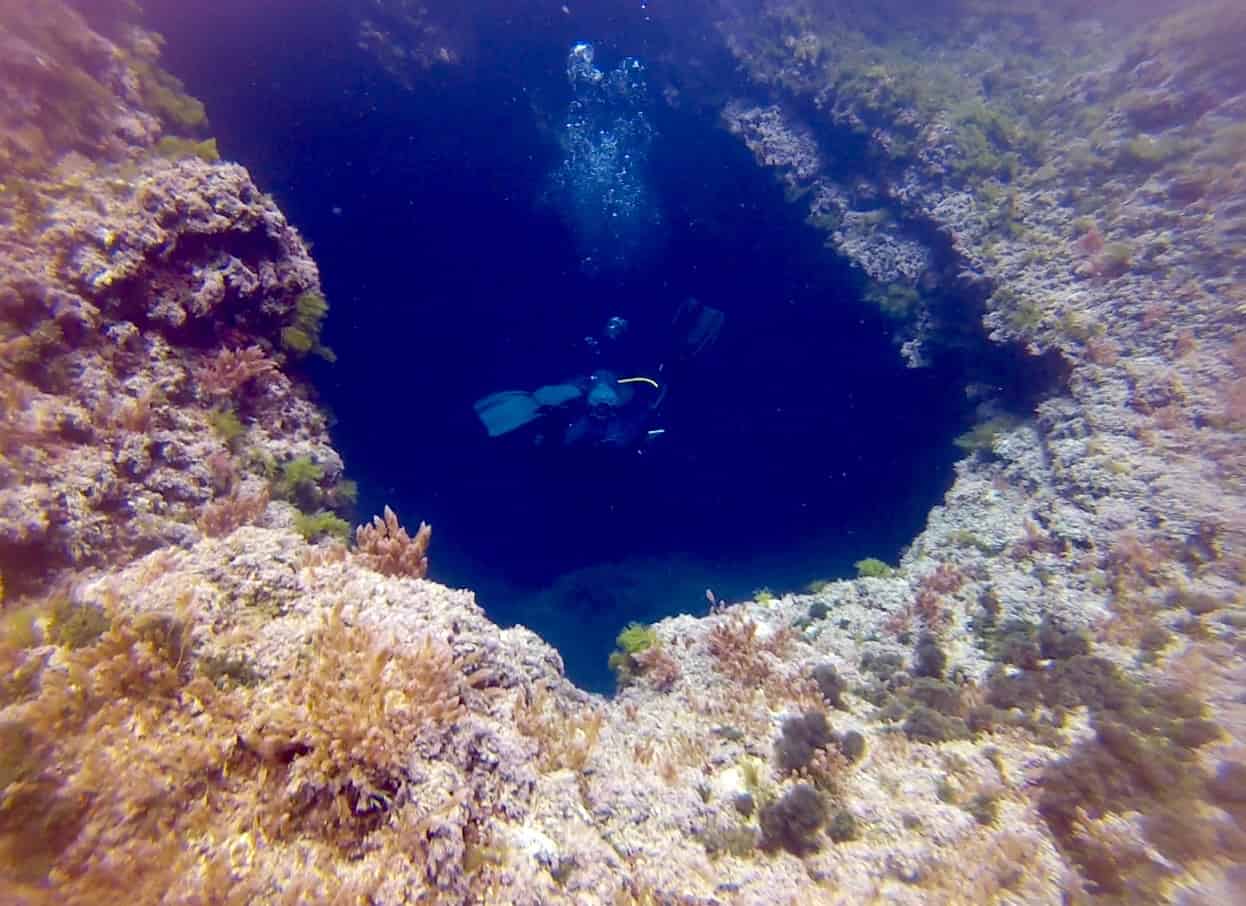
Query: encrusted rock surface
1 2 1244 904
0 5 341 593
0 150 337 593
723 101 934 284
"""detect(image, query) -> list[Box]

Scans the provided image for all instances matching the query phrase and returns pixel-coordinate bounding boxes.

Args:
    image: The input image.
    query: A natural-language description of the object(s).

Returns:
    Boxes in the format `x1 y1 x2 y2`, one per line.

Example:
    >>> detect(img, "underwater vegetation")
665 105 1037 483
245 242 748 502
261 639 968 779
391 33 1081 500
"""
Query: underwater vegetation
609 621 681 692
0 591 489 902
281 291 334 362
154 135 220 162
854 557 895 579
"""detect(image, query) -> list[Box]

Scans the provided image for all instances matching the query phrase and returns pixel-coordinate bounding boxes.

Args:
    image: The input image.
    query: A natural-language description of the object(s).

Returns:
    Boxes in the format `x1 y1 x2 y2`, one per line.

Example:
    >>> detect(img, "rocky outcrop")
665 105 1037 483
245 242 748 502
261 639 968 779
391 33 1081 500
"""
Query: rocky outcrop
0 4 339 594
711 1 1246 900
0 152 340 593
723 101 934 285
715 0 1246 571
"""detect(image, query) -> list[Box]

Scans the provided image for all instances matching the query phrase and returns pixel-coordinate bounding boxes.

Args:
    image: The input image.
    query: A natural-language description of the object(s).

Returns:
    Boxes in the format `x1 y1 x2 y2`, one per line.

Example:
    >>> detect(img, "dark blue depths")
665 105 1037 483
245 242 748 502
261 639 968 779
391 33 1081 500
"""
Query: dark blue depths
144 1 971 693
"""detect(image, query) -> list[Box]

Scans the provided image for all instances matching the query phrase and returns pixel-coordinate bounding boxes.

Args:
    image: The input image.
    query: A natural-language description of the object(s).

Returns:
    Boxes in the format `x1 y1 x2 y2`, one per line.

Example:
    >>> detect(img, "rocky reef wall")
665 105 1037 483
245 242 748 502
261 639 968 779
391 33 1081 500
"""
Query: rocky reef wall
1 3 344 596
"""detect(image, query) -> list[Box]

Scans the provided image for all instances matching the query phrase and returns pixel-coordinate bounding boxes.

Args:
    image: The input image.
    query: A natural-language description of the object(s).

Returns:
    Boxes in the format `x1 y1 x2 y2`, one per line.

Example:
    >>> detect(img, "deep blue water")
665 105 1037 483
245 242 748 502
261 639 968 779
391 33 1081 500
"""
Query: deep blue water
145 0 973 692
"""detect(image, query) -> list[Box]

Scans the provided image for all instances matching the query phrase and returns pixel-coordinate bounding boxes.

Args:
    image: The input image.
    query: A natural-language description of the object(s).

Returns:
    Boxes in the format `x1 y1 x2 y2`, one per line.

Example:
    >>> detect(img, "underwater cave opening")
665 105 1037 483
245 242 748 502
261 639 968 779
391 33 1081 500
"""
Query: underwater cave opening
144 0 995 693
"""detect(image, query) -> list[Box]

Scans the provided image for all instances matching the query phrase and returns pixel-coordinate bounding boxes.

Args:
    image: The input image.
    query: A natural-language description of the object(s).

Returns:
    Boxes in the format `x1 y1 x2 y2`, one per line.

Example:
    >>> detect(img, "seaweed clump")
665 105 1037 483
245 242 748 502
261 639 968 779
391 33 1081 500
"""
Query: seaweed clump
854 558 894 579
986 616 1089 669
827 808 860 843
293 510 351 543
870 661 973 744
609 622 656 687
811 662 846 708
1019 653 1231 898
775 710 835 774
274 455 325 509
900 679 971 744
46 597 109 649
912 632 947 678
0 597 475 900
774 710 867 783
759 783 826 856
354 506 432 579
281 291 335 362
154 135 220 162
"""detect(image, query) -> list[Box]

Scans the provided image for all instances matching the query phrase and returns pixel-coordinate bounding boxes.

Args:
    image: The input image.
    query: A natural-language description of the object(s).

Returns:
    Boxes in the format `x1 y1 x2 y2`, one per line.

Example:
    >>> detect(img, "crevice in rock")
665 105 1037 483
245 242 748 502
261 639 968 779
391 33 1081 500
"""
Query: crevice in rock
723 83 1071 420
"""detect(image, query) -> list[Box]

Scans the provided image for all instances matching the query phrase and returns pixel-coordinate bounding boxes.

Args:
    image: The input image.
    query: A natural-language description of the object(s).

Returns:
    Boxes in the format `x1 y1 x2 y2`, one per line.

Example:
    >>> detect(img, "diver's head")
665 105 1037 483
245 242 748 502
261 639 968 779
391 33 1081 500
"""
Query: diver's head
586 370 632 417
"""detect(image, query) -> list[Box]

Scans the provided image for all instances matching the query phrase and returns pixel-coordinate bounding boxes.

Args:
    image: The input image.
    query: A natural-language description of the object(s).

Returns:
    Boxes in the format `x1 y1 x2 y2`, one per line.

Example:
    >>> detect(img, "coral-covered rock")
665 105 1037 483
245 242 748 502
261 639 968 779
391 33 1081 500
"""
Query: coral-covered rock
0 12 333 592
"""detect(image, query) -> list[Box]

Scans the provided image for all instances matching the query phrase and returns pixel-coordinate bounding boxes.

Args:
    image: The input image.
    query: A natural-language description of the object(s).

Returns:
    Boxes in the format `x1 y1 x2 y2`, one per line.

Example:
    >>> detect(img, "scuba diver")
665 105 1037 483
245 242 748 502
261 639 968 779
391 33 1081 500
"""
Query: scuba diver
473 298 724 453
